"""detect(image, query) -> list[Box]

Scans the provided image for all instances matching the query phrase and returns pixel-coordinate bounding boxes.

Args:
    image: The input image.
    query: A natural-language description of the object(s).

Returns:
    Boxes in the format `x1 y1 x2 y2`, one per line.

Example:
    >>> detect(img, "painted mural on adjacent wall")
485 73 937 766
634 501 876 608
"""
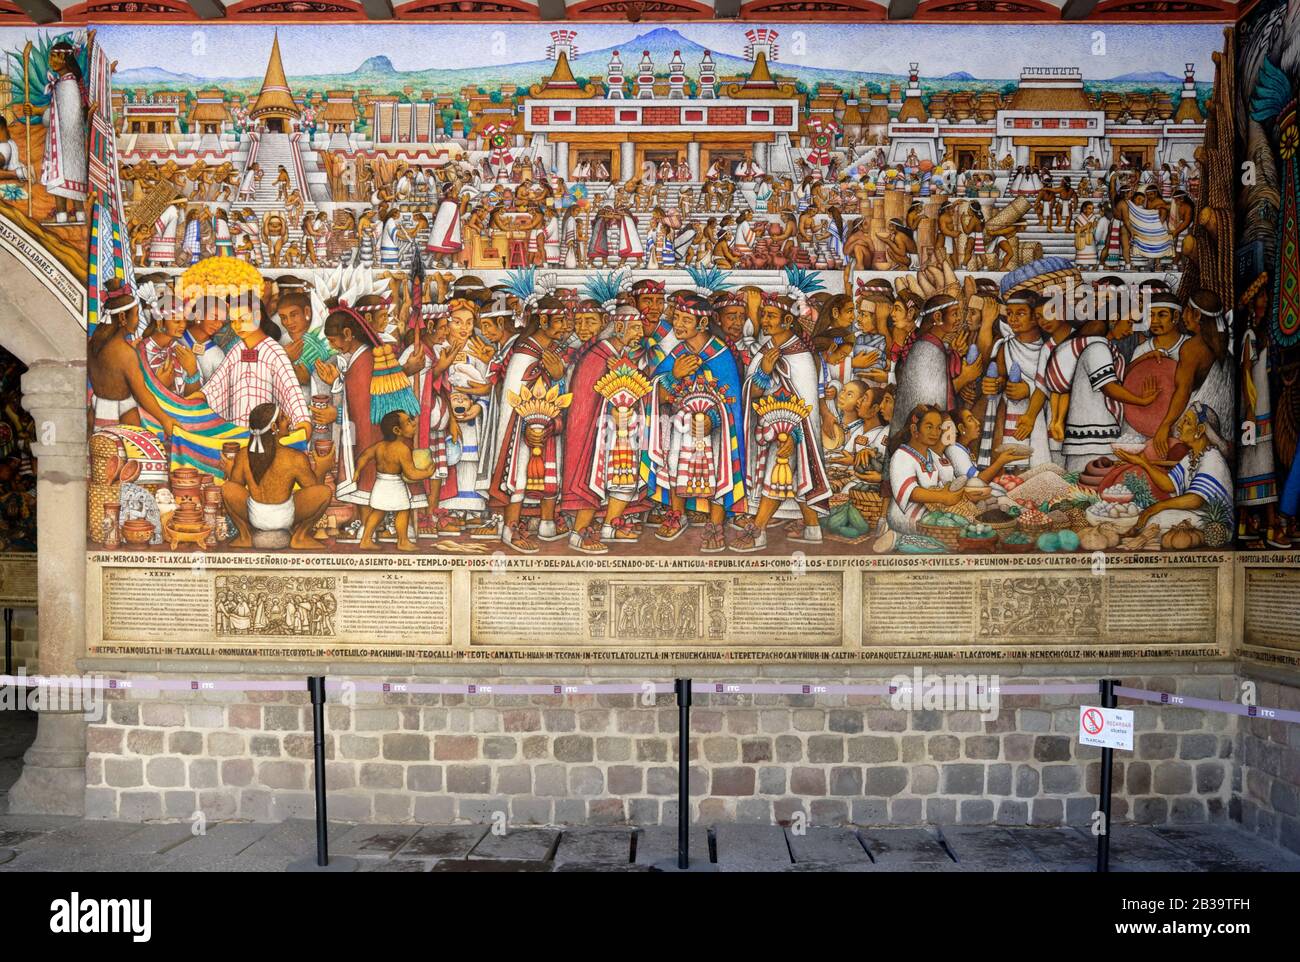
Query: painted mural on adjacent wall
0 346 35 553
0 26 99 319
84 21 1237 558
1235 0 1300 550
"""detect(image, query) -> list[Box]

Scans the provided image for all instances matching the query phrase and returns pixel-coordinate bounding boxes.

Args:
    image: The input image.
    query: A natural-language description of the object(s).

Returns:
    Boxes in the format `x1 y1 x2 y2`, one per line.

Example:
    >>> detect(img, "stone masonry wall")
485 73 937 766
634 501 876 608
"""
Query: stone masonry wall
82 664 1237 828
1236 670 1300 856
4 606 36 674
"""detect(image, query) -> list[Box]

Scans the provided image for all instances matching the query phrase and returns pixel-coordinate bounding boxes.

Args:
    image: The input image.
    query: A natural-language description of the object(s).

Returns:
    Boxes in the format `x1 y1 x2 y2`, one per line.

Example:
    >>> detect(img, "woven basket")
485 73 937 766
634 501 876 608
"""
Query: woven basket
848 489 885 526
1017 516 1052 539
959 534 999 553
918 519 966 550
948 499 979 521
90 434 121 484
88 482 120 543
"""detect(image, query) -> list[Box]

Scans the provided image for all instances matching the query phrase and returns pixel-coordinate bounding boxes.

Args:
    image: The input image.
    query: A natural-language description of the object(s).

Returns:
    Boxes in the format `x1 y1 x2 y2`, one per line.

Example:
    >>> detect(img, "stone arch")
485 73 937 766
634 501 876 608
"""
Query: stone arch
0 251 84 367
0 241 89 816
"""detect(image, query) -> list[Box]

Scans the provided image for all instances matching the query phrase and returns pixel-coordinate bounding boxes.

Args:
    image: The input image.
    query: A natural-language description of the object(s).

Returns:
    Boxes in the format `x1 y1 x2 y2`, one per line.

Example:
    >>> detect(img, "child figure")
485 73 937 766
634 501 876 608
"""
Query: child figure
354 410 438 551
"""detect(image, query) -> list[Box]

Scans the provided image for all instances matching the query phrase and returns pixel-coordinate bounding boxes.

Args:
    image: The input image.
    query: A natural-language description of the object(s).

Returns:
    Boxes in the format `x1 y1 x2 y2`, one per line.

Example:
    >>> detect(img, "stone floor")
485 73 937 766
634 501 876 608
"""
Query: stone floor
0 816 1296 872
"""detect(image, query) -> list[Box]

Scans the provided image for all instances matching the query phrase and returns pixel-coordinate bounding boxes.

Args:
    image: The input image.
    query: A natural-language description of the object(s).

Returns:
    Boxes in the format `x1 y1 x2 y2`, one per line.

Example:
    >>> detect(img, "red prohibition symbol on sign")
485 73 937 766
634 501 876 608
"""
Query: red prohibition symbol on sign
1082 708 1105 735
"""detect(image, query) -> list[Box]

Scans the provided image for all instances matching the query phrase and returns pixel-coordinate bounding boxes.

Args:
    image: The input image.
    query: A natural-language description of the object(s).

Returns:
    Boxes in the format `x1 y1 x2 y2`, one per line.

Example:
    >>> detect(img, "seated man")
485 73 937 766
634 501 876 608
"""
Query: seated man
222 402 333 550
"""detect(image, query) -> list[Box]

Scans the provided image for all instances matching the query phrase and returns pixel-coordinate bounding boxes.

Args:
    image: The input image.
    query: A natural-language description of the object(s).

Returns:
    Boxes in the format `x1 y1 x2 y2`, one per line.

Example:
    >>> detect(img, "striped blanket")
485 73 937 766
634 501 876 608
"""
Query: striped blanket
1128 202 1172 261
134 355 307 479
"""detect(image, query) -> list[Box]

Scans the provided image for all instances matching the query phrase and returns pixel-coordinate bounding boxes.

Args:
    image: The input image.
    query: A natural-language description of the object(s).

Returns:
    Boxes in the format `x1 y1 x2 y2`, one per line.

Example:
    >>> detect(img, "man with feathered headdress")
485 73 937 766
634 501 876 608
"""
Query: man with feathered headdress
642 291 747 552
554 276 643 552
732 291 831 551
487 283 572 553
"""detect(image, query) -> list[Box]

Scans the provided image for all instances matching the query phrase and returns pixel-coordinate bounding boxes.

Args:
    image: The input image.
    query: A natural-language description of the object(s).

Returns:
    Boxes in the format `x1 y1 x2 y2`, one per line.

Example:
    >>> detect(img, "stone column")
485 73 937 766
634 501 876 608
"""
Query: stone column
620 142 636 183
686 141 700 182
8 359 88 815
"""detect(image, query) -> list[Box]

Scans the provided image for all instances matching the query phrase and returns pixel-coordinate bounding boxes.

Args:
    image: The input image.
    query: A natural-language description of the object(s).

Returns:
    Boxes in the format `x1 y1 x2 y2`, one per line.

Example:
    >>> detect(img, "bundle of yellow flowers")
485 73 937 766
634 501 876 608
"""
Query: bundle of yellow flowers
178 256 264 306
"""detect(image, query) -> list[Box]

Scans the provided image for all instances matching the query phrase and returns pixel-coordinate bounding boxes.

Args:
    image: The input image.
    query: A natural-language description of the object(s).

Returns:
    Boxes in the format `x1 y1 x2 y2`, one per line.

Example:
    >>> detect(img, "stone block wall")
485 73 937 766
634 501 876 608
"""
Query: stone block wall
1236 670 1300 856
4 606 36 673
81 665 1236 829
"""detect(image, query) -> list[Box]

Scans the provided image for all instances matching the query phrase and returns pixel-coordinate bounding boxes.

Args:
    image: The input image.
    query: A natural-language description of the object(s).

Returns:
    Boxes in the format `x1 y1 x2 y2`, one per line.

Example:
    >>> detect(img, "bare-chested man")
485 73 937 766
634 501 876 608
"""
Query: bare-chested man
222 402 333 550
88 279 177 434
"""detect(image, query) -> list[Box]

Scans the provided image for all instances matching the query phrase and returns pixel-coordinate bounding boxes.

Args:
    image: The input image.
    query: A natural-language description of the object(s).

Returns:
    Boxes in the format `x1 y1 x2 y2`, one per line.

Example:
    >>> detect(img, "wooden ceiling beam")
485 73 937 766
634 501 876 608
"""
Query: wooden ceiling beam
9 0 60 24
187 0 228 18
1060 0 1100 19
887 0 920 20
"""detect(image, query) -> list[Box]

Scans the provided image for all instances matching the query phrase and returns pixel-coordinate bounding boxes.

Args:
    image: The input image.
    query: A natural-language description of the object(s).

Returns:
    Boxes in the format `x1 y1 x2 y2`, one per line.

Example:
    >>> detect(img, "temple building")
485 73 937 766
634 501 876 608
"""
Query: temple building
521 33 801 182
318 90 359 149
186 89 232 149
881 63 1207 172
248 32 301 134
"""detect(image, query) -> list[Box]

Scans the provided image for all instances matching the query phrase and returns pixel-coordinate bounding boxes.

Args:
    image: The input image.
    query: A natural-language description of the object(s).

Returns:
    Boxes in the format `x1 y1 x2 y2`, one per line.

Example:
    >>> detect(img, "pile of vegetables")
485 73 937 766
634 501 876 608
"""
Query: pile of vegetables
921 510 967 528
825 502 873 539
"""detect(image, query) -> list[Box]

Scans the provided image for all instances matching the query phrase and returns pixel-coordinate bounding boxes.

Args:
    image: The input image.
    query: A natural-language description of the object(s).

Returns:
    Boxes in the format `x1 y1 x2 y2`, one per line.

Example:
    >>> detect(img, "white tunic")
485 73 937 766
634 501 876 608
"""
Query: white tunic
40 71 88 201
888 444 955 533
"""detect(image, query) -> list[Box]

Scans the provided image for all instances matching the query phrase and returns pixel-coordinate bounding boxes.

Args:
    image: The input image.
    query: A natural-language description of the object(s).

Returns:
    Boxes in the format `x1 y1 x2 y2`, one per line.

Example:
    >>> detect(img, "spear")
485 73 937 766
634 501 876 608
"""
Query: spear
21 41 32 219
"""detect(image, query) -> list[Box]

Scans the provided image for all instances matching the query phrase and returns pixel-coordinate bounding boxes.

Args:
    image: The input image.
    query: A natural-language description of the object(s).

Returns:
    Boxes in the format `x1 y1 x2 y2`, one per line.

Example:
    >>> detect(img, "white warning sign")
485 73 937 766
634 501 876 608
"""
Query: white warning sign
1078 705 1134 751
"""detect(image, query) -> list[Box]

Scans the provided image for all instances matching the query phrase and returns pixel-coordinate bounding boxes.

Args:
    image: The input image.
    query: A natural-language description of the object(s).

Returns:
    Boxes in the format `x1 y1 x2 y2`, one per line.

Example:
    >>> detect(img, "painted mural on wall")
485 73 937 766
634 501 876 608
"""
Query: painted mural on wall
0 27 96 296
1235 0 1300 551
84 21 1236 558
0 346 35 553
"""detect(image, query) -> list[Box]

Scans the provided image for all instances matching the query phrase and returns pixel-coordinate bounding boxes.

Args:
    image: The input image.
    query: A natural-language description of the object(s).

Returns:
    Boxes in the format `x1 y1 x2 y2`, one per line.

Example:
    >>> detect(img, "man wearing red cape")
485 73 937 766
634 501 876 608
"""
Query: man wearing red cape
560 300 650 553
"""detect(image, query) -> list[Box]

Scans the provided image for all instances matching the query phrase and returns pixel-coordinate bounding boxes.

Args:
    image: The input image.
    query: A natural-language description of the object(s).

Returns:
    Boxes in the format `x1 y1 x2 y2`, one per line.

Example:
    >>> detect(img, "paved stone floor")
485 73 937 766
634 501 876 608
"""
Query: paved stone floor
0 816 1296 872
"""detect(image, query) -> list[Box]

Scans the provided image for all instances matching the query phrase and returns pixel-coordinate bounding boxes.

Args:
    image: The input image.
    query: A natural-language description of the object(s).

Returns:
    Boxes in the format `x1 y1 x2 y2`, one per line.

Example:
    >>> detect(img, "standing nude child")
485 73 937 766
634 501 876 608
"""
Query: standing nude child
354 410 437 551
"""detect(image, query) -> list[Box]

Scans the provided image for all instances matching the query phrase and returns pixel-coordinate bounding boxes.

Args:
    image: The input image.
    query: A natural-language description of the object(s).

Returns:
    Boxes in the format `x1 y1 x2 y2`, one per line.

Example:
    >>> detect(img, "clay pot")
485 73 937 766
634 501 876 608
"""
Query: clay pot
121 519 155 545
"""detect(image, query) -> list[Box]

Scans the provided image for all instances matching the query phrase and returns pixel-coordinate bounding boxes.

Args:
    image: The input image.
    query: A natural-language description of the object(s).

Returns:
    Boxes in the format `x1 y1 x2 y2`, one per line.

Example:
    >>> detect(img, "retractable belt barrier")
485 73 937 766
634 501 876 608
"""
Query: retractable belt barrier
1 672 1295 872
4 673 1295 722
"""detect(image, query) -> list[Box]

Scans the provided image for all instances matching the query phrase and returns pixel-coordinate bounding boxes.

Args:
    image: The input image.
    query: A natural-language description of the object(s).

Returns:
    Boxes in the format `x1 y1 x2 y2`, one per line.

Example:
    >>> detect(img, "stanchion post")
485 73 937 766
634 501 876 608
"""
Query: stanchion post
288 676 357 872
309 676 329 866
4 607 12 677
1095 678 1117 873
675 677 691 869
652 678 715 872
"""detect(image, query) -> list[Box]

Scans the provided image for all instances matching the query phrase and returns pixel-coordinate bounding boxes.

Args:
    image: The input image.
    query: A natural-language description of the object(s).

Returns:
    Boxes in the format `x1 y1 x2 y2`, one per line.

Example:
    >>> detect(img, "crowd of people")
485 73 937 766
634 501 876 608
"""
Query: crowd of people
86 252 1240 555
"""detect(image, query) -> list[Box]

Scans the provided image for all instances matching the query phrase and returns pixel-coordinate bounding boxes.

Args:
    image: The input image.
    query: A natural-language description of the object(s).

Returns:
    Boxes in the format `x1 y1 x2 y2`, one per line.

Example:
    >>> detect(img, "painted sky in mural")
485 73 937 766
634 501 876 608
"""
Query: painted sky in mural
100 22 1224 82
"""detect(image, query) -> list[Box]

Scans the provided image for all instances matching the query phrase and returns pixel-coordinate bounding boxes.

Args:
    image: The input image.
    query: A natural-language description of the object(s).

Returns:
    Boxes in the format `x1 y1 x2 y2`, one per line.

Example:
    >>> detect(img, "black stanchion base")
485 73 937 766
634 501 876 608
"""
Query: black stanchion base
650 857 719 873
286 855 360 873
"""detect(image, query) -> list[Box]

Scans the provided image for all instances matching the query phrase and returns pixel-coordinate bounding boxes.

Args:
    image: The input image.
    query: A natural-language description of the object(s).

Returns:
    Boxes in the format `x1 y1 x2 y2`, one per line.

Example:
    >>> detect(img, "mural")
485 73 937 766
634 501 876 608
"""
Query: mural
0 26 99 316
0 346 35 553
1235 0 1300 550
83 21 1237 558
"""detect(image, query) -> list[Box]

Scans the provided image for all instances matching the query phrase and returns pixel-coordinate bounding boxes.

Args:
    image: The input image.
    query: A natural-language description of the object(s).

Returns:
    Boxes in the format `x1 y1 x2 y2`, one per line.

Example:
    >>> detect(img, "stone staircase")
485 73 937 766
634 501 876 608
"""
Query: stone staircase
233 133 315 257
574 180 759 260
